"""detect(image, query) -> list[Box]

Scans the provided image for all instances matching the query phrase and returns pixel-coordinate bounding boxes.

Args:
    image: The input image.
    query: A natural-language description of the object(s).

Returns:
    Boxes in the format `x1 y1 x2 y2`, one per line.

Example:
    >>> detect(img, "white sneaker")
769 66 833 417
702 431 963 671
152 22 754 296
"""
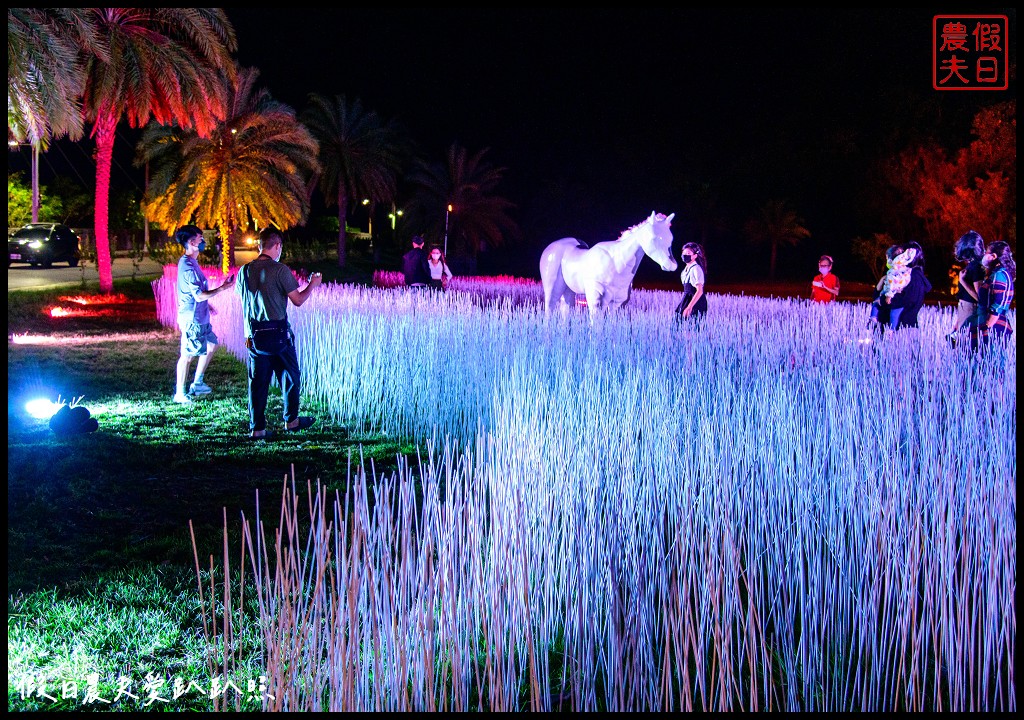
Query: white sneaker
189 381 212 395
172 392 192 404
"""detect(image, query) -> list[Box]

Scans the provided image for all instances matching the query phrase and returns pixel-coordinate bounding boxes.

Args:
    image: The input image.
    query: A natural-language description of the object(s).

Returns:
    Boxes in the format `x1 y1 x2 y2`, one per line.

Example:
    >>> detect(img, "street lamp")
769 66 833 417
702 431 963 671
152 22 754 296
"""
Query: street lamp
387 202 403 248
9 140 40 223
362 198 372 239
444 204 453 257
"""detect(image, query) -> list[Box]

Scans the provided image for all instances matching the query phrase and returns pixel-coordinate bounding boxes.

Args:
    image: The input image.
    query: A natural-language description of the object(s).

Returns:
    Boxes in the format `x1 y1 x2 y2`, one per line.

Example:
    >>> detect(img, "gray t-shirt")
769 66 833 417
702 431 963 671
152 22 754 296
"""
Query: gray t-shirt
236 256 300 337
176 255 210 325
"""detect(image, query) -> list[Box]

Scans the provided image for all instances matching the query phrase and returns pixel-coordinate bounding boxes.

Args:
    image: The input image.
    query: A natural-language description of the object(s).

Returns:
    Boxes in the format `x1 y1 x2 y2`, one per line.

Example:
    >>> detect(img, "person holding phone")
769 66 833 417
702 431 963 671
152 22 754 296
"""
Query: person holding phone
173 224 235 404
236 228 322 438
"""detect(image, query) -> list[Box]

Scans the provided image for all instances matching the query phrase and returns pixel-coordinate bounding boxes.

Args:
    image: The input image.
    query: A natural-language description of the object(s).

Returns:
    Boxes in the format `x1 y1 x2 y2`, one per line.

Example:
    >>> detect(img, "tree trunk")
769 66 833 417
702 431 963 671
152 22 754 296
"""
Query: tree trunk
219 222 236 275
92 113 117 294
227 227 237 270
337 189 348 268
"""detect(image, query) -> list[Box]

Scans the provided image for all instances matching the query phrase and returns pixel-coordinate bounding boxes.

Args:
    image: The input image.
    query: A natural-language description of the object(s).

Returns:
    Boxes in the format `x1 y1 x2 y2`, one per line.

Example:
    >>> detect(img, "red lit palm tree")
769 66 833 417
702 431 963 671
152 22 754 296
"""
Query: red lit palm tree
81 8 236 293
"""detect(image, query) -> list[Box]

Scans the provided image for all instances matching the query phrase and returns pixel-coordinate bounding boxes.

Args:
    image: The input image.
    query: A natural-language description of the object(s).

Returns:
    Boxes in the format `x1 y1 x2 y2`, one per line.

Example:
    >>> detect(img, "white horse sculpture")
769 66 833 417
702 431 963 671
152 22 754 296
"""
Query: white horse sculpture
539 211 677 317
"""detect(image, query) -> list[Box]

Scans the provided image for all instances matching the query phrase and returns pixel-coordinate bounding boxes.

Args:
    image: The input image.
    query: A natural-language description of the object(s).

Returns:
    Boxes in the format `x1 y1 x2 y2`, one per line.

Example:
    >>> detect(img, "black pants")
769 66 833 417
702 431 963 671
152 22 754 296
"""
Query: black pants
247 343 301 432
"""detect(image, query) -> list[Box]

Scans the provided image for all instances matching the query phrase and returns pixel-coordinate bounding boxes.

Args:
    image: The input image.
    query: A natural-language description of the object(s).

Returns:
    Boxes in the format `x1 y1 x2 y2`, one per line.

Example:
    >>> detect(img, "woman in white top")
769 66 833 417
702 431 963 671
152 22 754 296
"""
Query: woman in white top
427 245 453 291
674 242 707 320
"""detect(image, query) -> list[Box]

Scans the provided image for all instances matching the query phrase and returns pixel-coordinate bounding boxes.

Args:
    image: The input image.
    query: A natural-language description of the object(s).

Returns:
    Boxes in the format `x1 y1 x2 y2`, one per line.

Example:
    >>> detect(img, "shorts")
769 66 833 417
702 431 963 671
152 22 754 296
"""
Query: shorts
179 319 218 357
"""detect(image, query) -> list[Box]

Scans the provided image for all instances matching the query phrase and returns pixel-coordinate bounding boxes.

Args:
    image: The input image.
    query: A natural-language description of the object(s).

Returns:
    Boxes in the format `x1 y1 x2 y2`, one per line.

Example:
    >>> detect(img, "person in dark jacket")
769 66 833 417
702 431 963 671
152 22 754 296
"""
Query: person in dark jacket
946 230 986 345
889 240 932 329
402 235 431 288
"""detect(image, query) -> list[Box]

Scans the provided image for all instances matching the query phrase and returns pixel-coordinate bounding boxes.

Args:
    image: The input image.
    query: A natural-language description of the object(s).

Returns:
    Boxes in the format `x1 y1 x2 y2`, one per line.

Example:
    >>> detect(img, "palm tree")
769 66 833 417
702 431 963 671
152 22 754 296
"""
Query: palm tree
300 94 408 268
81 8 236 293
7 8 107 146
743 199 811 281
407 144 518 274
136 65 320 274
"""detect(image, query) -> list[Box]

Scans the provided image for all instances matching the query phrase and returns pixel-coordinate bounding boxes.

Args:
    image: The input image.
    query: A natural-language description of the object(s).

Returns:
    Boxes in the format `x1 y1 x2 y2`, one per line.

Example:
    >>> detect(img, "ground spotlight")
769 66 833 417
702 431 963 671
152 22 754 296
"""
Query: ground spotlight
25 397 62 419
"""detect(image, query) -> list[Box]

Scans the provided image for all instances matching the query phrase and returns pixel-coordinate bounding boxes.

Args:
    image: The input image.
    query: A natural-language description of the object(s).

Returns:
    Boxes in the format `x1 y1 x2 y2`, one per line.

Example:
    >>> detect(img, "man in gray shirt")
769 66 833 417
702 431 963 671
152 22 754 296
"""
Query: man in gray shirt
174 225 235 404
236 228 322 438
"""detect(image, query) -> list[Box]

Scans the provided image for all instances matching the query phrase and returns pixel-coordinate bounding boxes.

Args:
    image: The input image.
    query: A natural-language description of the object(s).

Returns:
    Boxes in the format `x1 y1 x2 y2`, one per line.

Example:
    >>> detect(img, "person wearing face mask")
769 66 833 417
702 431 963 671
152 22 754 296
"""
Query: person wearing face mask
810 255 840 303
888 240 932 330
236 228 322 438
427 244 453 291
976 240 1016 349
946 230 986 347
674 242 708 321
173 225 235 404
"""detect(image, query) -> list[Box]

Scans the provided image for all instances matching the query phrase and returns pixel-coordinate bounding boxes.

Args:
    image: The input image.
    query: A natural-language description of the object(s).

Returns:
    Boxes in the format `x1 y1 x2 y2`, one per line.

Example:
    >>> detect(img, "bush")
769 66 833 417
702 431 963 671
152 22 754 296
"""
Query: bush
149 240 219 267
282 236 335 265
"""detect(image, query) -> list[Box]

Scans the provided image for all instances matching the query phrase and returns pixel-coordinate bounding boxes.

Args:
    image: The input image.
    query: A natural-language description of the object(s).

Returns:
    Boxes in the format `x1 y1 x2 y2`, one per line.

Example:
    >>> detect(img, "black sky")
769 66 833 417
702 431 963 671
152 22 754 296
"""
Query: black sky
11 8 1015 281
229 7 1016 278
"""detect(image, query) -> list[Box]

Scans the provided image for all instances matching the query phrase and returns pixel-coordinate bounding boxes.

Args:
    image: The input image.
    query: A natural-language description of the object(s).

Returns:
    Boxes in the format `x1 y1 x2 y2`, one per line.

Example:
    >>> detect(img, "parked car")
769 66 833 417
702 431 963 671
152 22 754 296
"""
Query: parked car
8 223 81 268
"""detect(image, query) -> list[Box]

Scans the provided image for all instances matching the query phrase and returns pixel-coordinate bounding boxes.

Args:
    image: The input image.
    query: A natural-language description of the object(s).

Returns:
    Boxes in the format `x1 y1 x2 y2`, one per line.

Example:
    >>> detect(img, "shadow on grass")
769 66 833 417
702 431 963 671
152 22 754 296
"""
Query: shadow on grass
7 280 418 595
6 272 424 711
9 391 417 594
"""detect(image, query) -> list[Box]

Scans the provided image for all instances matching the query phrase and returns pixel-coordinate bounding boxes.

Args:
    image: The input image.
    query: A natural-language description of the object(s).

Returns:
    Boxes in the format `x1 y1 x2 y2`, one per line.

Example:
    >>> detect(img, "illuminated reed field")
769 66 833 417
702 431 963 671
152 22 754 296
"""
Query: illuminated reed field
156 271 1016 711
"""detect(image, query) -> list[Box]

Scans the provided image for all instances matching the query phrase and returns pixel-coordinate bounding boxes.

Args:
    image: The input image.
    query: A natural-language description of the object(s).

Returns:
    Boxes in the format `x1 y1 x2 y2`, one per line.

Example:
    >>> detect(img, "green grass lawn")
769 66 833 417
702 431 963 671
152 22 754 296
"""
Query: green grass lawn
7 277 415 711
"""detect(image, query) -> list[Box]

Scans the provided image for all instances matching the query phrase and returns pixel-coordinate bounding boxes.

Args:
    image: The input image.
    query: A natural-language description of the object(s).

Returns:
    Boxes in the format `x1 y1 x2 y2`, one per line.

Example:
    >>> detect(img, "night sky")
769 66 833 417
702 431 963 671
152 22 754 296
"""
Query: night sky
12 8 1016 281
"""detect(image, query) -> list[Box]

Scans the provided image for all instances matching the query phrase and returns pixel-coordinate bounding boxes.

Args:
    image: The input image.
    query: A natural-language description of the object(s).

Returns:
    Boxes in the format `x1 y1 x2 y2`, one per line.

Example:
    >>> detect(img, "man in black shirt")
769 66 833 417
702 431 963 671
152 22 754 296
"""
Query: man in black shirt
402 235 431 288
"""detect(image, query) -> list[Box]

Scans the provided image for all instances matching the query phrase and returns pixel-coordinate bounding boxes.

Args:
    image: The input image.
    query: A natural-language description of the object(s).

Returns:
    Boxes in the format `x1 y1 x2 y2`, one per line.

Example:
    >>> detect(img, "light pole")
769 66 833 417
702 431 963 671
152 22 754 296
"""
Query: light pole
143 160 150 252
388 202 403 246
9 140 40 223
31 143 39 223
362 198 372 241
444 203 453 257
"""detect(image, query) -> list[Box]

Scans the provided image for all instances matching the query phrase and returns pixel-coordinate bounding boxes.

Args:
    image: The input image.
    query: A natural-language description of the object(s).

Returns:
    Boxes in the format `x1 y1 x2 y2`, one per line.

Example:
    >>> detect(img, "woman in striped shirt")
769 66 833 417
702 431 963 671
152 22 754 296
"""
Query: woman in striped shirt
977 240 1015 348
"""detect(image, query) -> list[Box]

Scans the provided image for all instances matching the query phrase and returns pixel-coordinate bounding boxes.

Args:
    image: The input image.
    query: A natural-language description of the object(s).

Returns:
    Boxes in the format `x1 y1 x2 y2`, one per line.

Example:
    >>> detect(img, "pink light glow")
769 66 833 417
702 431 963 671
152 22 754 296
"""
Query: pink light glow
41 293 155 322
57 293 133 305
11 331 168 346
46 306 106 318
12 333 65 345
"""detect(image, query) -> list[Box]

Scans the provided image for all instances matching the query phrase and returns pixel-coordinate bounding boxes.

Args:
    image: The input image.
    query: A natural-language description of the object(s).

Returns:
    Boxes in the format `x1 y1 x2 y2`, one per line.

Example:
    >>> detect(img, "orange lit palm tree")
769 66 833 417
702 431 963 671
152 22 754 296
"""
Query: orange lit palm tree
300 94 408 268
407 144 518 273
137 65 320 274
81 8 236 293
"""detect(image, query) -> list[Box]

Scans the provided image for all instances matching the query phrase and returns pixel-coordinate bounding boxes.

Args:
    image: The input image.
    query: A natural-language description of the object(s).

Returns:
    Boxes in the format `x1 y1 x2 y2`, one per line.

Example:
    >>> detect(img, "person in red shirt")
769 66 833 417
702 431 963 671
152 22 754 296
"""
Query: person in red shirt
811 254 839 303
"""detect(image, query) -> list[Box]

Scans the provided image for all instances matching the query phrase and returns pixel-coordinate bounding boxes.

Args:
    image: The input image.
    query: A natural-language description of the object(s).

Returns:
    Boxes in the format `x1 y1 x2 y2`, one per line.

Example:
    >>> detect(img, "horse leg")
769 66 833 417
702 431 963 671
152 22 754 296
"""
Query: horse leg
584 284 604 323
542 280 554 313
547 274 571 313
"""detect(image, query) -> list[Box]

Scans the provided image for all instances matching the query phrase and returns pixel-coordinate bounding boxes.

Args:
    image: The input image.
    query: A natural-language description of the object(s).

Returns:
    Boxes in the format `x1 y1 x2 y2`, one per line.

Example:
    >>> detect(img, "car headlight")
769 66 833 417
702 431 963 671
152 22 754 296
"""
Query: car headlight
28 241 43 249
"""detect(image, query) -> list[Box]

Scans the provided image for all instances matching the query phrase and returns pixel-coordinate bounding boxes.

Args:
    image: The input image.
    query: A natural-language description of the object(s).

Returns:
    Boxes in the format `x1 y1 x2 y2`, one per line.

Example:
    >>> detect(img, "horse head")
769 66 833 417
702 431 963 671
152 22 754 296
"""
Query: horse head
640 211 678 272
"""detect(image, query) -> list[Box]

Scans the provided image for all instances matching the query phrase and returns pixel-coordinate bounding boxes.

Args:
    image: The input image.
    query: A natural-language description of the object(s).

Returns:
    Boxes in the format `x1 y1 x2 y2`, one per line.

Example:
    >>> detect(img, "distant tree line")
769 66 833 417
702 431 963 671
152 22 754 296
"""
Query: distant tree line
8 8 1014 289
